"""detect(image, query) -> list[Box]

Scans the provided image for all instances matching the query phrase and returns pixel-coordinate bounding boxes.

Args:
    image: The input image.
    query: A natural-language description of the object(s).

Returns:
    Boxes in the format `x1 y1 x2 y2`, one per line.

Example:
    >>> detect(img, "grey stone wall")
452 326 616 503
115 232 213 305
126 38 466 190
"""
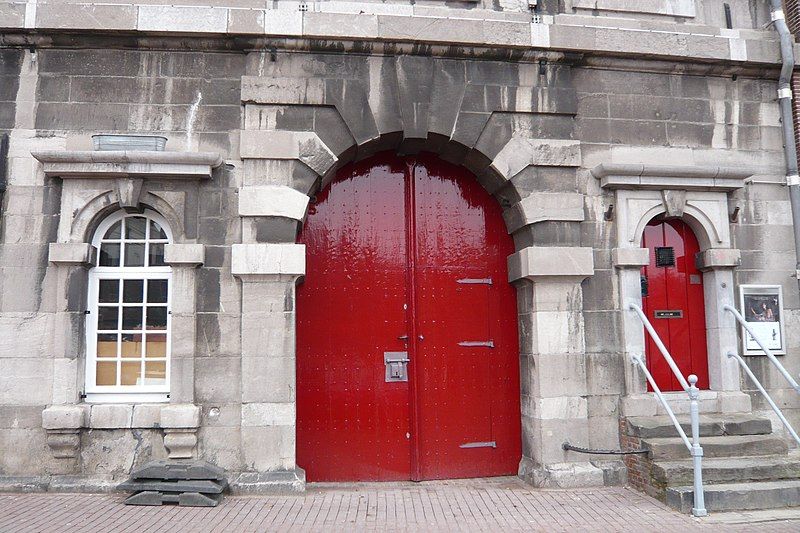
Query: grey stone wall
0 0 798 486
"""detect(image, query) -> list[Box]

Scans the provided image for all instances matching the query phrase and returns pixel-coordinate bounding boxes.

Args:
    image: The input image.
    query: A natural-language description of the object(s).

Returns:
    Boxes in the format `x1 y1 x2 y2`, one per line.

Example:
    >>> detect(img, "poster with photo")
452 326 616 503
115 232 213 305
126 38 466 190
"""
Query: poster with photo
739 285 785 355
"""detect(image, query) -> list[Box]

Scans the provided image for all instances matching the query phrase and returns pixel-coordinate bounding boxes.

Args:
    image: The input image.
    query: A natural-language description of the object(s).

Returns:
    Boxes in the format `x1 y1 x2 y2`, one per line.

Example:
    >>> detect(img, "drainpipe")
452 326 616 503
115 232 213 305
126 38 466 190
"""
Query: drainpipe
769 1 800 288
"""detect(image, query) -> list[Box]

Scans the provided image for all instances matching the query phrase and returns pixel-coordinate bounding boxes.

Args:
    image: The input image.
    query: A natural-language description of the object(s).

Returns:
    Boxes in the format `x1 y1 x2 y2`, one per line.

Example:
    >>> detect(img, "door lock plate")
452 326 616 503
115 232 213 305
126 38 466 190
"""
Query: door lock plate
384 351 409 382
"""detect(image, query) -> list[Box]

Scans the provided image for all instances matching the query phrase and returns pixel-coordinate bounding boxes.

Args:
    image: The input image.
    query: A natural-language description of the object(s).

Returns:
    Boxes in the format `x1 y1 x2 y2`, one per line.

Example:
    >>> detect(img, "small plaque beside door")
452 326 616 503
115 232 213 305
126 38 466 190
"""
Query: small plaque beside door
654 310 683 319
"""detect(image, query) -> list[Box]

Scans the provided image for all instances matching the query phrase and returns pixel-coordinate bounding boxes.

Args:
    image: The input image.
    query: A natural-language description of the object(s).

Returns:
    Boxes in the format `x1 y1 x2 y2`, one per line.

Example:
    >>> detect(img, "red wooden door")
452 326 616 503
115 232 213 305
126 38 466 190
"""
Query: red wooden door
641 218 709 391
296 152 521 482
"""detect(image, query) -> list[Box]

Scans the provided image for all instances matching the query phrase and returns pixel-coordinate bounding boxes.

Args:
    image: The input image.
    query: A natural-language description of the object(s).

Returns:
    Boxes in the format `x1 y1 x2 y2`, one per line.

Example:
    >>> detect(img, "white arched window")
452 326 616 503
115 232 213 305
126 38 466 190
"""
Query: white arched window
85 210 172 403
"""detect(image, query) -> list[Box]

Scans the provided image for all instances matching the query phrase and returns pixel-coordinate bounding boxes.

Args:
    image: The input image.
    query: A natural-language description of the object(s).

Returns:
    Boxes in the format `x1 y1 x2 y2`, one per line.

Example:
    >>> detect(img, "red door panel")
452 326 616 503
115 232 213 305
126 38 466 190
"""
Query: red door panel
641 218 709 391
297 152 521 482
296 156 411 481
412 156 521 479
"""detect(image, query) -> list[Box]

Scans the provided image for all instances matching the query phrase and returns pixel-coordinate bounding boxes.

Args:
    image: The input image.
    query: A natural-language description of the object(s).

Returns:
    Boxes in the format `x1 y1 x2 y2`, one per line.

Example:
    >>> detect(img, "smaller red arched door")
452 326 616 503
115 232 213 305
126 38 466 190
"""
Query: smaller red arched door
641 218 709 391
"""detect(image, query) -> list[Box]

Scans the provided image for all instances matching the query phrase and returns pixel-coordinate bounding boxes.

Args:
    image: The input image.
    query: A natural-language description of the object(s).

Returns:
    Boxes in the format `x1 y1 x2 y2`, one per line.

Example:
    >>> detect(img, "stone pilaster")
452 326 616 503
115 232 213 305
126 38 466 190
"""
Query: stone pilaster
164 243 205 404
508 246 602 487
48 243 95 405
231 243 306 491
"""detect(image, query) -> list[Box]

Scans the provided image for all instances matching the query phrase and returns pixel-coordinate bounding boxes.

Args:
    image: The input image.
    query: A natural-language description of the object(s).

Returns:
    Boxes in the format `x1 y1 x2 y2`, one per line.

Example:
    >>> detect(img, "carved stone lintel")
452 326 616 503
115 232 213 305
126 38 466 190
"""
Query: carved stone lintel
46 430 81 459
163 429 198 459
115 178 145 209
661 189 687 218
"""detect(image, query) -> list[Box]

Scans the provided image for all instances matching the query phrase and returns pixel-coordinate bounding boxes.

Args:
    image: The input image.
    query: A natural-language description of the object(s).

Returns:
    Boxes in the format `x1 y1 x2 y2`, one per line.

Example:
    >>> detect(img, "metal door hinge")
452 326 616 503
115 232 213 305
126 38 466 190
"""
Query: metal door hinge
460 441 496 449
457 278 492 285
458 341 494 348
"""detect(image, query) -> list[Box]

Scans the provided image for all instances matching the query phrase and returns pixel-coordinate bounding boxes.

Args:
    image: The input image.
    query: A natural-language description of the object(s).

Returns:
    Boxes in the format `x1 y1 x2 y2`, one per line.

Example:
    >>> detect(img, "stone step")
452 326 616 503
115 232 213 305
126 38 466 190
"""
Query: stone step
625 414 772 439
666 480 800 513
642 434 788 460
652 455 800 486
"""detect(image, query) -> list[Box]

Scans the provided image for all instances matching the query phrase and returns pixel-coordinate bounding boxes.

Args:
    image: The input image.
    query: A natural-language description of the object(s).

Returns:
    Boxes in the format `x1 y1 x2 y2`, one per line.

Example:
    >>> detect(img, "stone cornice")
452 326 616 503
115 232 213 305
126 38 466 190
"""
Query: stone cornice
31 150 223 179
591 163 755 191
0 2 791 66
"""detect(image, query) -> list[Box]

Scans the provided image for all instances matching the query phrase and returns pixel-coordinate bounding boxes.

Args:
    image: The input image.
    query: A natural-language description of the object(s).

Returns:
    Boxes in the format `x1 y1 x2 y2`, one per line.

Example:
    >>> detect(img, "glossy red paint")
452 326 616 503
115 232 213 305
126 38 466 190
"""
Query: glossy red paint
641 218 709 391
296 152 521 482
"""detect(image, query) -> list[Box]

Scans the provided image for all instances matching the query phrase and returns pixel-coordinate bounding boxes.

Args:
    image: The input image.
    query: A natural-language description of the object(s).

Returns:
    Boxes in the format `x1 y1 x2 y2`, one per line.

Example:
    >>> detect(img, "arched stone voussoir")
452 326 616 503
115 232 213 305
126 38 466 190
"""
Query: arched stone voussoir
490 138 582 183
240 130 338 181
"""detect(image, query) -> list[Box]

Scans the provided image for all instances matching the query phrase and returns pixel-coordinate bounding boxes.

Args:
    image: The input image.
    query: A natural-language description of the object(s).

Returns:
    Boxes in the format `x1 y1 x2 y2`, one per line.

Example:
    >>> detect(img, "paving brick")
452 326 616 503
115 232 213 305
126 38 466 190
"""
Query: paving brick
1 480 798 531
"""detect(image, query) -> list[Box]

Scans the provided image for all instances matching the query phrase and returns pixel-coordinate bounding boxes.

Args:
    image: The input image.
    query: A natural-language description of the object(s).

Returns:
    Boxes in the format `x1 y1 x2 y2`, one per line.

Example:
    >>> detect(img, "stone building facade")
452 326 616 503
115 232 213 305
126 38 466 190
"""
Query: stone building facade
0 0 798 498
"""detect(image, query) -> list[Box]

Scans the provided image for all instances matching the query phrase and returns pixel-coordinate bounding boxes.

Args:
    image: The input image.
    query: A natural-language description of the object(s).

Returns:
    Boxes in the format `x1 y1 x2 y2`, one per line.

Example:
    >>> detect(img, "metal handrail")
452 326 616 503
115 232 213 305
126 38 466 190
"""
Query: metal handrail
627 303 706 517
628 303 690 391
723 304 800 393
727 351 800 447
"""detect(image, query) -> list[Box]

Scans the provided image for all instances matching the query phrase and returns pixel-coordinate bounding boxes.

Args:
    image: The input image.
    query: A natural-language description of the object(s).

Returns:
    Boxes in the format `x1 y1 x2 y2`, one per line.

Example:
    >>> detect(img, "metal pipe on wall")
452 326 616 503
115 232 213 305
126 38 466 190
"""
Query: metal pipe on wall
768 1 800 289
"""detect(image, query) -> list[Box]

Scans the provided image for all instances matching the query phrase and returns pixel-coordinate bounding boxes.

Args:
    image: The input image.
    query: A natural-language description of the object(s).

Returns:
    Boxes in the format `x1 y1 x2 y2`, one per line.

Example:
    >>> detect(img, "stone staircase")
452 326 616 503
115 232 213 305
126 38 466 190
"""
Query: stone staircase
622 413 800 513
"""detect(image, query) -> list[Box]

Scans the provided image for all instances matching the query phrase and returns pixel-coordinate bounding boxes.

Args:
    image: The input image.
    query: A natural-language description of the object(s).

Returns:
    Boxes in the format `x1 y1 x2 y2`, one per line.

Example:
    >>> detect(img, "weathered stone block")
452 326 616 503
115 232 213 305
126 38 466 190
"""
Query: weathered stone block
161 404 201 429
241 402 295 427
231 243 305 276
612 247 650 268
138 6 228 33
164 243 205 267
132 404 162 429
42 405 86 430
238 186 309 220
90 404 133 429
48 242 94 265
508 246 594 282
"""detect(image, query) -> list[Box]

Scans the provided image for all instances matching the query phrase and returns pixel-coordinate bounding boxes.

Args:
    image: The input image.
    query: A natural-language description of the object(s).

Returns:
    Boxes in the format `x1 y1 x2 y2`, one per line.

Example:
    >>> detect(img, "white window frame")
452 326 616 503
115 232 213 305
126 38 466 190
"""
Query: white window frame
85 209 173 403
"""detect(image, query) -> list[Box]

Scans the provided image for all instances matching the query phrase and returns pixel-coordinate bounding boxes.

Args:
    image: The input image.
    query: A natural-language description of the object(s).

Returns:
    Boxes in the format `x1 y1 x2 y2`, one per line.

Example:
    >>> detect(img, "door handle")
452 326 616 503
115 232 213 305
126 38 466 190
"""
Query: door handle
398 334 409 340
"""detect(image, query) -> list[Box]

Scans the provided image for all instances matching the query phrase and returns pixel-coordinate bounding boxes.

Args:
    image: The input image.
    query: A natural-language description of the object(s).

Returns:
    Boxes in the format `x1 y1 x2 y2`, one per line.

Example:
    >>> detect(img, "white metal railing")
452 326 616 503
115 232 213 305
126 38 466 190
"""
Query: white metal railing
726 351 800 446
723 304 800 393
723 304 800 447
628 303 706 517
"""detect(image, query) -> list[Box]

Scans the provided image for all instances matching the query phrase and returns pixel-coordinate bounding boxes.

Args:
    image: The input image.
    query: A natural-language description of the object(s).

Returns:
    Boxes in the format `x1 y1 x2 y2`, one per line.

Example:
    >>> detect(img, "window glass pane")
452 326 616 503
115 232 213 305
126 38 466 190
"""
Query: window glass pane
145 334 167 357
147 279 168 304
125 217 147 239
124 243 145 267
97 334 117 358
96 361 117 386
120 334 142 358
122 307 143 330
146 307 168 330
120 361 141 386
144 361 167 385
150 220 168 240
99 243 121 267
123 279 144 303
98 280 119 303
97 307 119 330
148 243 166 267
104 221 122 239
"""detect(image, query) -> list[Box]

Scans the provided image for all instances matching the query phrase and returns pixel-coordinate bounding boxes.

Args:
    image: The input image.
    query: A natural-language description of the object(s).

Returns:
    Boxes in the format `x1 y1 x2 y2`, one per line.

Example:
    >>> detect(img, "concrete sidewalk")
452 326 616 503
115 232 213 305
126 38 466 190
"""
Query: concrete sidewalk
1 477 798 532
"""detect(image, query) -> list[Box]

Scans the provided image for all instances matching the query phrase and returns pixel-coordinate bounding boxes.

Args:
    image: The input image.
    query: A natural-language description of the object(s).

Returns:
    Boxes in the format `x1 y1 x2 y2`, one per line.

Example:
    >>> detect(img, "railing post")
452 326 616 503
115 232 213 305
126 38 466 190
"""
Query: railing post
688 374 707 517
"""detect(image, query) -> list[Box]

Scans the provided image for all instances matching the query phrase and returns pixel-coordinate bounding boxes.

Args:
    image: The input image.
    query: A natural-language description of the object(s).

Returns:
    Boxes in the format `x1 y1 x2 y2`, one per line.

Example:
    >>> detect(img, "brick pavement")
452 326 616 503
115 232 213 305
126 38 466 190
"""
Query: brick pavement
1 477 799 532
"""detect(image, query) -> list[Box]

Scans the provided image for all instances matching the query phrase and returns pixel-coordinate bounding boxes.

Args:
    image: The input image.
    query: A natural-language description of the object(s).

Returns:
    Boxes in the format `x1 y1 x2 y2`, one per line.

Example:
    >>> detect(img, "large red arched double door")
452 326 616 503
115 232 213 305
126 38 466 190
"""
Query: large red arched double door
296 152 521 482
641 217 709 391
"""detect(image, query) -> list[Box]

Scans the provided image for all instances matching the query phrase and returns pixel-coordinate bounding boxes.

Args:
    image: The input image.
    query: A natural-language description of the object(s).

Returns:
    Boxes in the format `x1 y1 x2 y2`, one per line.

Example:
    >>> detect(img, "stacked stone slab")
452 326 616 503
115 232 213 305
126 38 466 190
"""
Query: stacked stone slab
119 460 227 507
622 414 800 513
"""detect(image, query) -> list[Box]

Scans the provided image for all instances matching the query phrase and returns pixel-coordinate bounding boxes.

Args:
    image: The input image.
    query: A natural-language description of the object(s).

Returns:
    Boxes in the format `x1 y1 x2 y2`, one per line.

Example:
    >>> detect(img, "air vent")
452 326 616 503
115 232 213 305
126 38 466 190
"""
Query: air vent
655 247 675 267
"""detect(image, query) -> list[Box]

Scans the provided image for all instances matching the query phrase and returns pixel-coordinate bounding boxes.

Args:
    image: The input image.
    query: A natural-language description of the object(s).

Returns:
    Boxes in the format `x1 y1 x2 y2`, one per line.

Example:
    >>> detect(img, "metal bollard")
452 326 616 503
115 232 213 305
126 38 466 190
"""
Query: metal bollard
688 374 707 517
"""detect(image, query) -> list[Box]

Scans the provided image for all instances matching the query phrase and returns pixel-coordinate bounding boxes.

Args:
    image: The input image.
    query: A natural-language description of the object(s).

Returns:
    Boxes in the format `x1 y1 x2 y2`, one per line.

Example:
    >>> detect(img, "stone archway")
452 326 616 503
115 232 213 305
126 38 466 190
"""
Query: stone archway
601 179 750 417
231 53 608 490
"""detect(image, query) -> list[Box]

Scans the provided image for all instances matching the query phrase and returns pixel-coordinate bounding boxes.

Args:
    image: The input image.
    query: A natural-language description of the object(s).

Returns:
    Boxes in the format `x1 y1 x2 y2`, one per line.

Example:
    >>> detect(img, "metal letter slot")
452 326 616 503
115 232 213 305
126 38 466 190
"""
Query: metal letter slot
654 310 683 319
384 351 409 382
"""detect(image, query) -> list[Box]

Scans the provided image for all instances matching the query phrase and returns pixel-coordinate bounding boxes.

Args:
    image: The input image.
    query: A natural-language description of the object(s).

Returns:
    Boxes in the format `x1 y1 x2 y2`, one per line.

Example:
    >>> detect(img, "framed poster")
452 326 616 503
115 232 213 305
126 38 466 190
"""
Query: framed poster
739 285 786 356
